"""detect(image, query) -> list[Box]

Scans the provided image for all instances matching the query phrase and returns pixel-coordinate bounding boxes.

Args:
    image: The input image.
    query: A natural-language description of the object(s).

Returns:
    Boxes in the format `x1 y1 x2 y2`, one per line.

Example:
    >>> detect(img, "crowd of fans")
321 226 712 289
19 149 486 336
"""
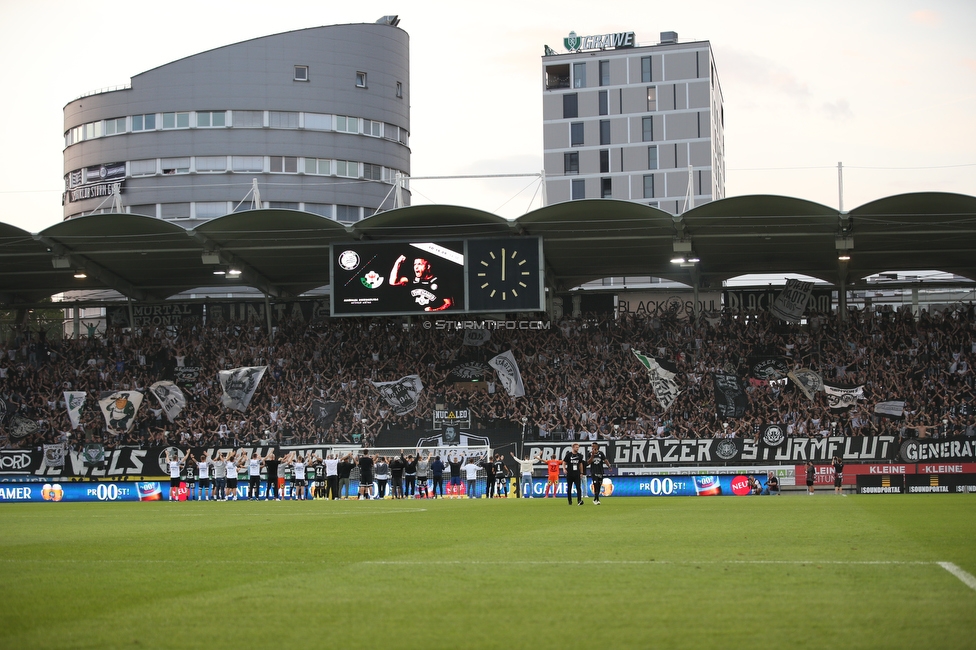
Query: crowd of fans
1 301 975 453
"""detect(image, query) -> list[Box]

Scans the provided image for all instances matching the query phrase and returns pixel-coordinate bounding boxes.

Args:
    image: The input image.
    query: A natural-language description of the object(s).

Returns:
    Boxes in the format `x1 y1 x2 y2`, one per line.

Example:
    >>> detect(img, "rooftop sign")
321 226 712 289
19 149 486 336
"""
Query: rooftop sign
563 30 635 52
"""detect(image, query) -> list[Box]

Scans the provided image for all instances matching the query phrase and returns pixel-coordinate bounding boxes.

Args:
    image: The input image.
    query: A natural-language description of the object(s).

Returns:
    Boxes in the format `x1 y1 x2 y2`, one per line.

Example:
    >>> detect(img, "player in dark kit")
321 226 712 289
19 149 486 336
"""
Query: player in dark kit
586 442 611 505
563 443 586 505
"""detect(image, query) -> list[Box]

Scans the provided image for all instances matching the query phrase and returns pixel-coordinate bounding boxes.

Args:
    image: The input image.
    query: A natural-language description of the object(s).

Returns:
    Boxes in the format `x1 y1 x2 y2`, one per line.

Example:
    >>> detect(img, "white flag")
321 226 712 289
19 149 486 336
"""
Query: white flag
632 350 681 412
771 279 814 323
823 383 864 412
489 350 525 397
98 390 144 435
371 375 424 415
64 391 86 430
149 381 187 422
218 366 267 412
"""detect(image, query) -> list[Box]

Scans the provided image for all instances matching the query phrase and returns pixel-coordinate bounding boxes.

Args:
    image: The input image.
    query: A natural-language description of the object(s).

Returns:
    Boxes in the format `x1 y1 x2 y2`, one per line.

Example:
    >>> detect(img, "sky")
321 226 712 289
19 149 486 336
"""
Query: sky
0 0 974 233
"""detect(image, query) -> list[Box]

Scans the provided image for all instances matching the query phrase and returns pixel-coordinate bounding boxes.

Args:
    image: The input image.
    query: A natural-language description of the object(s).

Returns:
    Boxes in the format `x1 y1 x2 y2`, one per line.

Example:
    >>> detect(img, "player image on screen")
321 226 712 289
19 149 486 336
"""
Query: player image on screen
389 255 453 312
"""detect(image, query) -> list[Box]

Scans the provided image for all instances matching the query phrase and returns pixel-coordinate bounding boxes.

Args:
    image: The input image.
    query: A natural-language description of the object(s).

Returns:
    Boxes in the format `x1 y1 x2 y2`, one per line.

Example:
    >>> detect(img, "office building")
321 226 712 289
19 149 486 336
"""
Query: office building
62 18 410 225
542 30 724 213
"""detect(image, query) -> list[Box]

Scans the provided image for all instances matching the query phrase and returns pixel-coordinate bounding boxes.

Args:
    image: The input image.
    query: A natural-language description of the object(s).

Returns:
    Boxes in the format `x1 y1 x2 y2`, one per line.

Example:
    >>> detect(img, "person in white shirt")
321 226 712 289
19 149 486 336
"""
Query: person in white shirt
462 457 482 499
324 454 340 500
165 450 183 501
510 451 542 498
292 455 307 501
247 452 262 500
225 452 240 500
196 454 212 501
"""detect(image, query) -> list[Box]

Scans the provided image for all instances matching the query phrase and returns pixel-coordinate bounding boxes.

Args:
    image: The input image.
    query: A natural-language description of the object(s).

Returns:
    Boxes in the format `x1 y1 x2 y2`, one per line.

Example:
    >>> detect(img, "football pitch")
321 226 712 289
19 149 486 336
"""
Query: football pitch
1 494 974 649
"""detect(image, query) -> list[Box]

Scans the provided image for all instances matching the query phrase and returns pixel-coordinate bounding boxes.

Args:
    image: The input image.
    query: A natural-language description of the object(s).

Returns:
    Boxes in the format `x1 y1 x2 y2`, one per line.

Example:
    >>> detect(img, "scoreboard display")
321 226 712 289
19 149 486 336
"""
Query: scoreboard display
330 238 543 317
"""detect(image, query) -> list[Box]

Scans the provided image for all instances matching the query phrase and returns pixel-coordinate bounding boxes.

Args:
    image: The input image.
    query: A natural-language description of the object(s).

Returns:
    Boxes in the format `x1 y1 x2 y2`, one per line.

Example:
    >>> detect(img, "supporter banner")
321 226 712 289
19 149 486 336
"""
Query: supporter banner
489 351 525 398
375 426 521 460
175 366 201 388
899 437 976 463
310 400 340 432
43 444 65 468
204 300 330 325
83 443 106 467
98 390 144 434
527 436 904 467
770 279 814 323
444 361 492 383
106 304 203 329
0 395 9 426
6 414 37 439
823 383 864 412
371 375 424 415
463 330 490 346
723 288 833 314
749 356 789 381
64 391 86 429
149 381 186 422
874 400 906 419
218 366 267 412
615 292 723 319
713 373 749 418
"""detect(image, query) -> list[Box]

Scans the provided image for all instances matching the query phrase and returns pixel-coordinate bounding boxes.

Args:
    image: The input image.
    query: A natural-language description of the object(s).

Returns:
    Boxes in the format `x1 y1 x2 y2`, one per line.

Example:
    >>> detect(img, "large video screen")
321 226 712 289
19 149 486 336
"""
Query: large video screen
331 241 466 316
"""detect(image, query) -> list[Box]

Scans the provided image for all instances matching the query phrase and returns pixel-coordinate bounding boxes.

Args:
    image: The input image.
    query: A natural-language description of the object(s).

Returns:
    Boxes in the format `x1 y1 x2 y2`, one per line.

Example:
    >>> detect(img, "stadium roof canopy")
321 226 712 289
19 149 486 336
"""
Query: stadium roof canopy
1 191 975 307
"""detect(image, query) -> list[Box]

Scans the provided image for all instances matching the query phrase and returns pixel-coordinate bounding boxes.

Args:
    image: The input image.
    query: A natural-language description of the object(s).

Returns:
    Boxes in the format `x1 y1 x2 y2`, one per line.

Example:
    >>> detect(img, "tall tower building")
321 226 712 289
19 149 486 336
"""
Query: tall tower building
62 18 409 226
542 30 724 214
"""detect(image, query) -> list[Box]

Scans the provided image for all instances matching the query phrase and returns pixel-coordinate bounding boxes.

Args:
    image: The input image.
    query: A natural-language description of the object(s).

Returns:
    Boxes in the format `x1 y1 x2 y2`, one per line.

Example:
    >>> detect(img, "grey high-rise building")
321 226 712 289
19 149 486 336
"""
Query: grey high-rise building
542 30 724 214
62 18 409 225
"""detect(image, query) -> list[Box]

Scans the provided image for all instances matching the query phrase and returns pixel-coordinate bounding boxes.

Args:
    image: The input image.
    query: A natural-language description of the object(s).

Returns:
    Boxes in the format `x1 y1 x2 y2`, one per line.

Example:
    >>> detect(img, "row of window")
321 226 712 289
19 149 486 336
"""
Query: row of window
65 110 409 147
563 146 658 175
292 65 403 99
569 115 658 148
71 202 368 223
568 175 656 200
562 87 656 119
65 156 403 189
545 55 659 90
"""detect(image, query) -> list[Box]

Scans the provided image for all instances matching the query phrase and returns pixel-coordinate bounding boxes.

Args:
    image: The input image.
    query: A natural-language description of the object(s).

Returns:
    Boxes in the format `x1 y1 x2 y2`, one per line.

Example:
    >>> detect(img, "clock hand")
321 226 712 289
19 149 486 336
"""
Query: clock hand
501 248 506 281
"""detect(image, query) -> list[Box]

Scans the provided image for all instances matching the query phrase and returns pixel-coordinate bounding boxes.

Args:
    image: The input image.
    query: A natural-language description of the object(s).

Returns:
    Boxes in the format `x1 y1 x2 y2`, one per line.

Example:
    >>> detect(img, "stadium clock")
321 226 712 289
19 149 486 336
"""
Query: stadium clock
466 238 543 313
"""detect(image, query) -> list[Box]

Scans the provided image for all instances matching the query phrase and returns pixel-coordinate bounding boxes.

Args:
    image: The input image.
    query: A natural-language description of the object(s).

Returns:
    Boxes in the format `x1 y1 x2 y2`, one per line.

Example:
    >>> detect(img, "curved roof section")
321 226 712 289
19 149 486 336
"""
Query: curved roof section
0 191 973 306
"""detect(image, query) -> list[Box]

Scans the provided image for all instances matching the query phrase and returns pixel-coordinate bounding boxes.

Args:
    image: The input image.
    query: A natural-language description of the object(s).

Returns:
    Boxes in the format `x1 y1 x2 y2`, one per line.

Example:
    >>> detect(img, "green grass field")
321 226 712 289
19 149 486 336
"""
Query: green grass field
2 494 975 649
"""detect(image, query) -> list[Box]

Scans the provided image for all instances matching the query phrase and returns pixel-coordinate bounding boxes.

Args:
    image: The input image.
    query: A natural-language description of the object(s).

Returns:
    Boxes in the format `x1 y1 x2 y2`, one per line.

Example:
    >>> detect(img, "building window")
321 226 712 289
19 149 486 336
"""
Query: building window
160 158 189 174
573 62 586 88
294 65 309 81
648 146 658 170
195 202 227 219
601 178 612 198
647 87 657 111
304 113 331 131
336 116 359 134
571 179 585 200
641 56 652 83
336 160 359 178
599 120 610 145
129 159 156 176
162 112 190 129
232 156 264 172
196 111 226 128
104 117 126 136
336 205 361 223
599 60 610 86
363 163 383 181
305 158 331 175
132 113 156 131
364 120 382 137
195 156 227 173
269 111 299 129
233 110 264 128
304 203 333 218
269 156 298 173
545 64 570 89
396 81 403 98
269 201 299 210
563 93 578 119
160 203 191 220
356 71 367 88
570 122 584 147
599 150 609 174
599 90 608 116
642 116 654 142
564 152 579 175
129 204 157 217
643 175 655 199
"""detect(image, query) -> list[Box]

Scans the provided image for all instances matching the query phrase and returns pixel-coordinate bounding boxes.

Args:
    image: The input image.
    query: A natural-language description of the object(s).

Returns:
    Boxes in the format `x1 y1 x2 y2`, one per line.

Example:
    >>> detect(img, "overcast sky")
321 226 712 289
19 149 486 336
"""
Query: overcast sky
0 0 973 233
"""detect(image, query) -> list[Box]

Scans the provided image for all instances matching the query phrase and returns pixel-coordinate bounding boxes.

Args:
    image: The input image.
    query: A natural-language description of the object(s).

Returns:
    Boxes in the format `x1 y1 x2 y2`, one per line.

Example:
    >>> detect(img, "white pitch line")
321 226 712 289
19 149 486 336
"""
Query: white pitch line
938 562 976 591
